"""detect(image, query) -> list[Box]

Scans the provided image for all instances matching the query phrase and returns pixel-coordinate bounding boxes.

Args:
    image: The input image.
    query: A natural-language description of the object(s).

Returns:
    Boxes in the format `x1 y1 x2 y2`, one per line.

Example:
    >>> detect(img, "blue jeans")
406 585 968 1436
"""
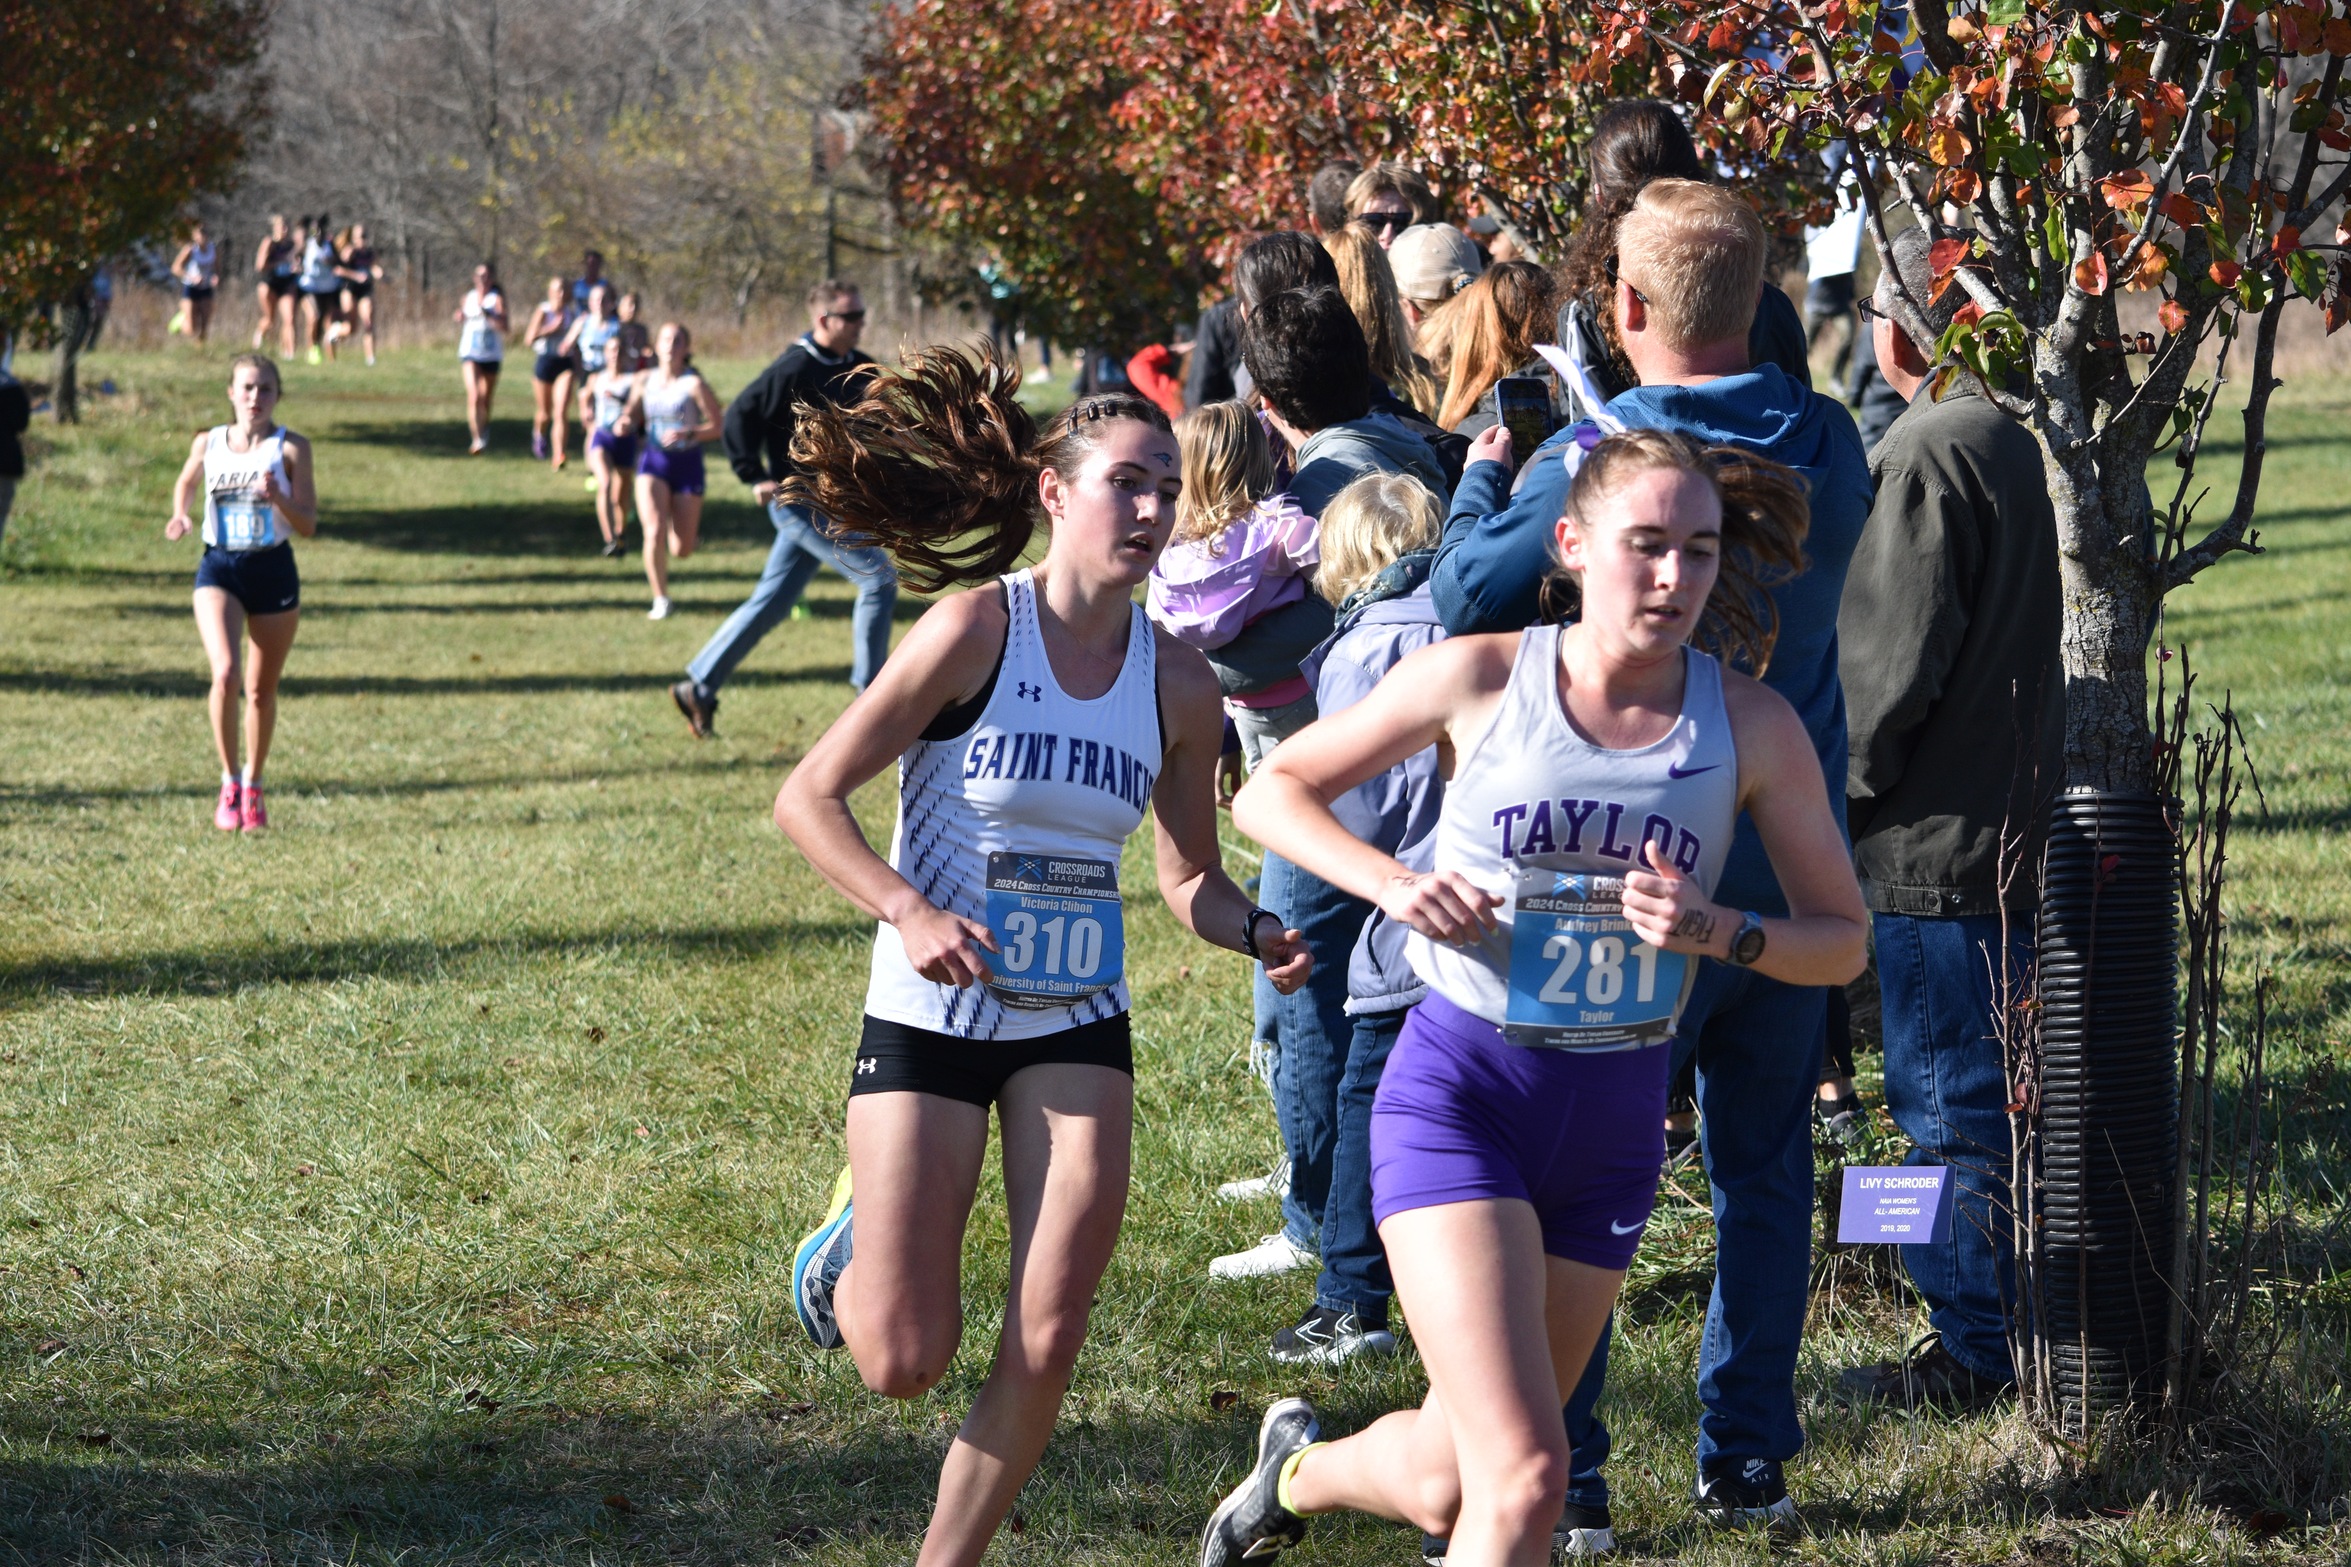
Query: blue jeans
1316 1006 1404 1323
1261 852 1373 1253
1874 912 2027 1384
686 502 897 695
1562 960 1824 1489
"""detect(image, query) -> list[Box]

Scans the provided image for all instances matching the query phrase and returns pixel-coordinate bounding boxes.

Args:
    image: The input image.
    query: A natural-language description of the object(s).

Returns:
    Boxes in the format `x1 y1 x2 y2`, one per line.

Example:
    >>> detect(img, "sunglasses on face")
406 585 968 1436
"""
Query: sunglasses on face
1358 210 1411 233
824 309 867 323
1855 297 1892 324
1603 254 1650 307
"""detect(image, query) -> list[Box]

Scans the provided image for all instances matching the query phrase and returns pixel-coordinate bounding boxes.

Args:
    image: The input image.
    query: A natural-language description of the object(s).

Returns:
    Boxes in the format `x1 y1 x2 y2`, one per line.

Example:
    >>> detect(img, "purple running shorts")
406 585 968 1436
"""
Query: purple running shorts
637 440 705 496
1370 990 1670 1270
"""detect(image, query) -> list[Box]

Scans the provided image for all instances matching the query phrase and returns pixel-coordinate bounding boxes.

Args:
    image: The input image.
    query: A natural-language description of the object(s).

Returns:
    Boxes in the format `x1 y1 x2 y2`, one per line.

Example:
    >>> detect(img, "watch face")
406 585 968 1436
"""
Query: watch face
1731 922 1767 965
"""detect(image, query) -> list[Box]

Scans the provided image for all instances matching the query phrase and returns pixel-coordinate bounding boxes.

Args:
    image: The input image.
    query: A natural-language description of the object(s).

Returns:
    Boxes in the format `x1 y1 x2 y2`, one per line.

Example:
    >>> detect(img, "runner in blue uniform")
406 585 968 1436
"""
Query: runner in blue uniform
774 349 1311 1567
1205 426 1865 1567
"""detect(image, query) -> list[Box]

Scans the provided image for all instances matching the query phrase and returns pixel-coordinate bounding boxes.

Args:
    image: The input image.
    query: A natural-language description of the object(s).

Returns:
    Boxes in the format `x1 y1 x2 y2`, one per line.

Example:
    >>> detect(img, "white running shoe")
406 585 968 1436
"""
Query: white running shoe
1211 1231 1316 1281
1217 1161 1291 1203
647 595 673 621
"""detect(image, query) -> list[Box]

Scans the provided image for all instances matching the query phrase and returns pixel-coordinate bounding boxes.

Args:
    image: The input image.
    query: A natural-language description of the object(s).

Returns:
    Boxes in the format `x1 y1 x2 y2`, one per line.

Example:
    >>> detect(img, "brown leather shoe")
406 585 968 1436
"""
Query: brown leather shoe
1837 1334 2013 1412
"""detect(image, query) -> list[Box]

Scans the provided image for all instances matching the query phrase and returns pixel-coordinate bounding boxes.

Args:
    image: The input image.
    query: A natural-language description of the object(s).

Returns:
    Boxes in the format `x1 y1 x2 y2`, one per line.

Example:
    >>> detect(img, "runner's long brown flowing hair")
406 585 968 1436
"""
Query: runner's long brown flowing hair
1538 428 1810 675
781 346 1172 595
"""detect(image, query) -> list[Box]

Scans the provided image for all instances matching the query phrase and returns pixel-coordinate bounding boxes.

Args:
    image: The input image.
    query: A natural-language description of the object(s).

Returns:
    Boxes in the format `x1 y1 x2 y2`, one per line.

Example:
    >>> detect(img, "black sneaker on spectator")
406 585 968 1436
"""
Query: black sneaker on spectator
1269 1304 1397 1365
1815 1088 1865 1144
1836 1333 2013 1412
1692 1457 1801 1535
1418 1500 1615 1562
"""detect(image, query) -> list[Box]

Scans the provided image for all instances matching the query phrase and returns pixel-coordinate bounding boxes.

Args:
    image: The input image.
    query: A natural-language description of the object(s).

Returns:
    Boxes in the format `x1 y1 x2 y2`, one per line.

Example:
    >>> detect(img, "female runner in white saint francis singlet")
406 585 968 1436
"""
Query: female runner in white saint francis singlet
1208 426 1865 1566
164 353 319 834
773 351 1311 1567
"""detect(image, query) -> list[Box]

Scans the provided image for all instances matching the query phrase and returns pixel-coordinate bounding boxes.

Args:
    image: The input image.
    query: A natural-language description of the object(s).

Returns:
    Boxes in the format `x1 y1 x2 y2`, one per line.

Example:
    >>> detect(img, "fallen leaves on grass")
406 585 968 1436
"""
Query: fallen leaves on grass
603 1492 636 1514
1210 1390 1239 1411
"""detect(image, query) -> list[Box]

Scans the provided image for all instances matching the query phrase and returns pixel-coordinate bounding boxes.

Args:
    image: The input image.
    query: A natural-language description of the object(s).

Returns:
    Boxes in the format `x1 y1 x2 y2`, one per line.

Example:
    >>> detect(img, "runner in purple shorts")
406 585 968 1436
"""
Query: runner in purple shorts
625 321 723 620
1208 425 1866 1566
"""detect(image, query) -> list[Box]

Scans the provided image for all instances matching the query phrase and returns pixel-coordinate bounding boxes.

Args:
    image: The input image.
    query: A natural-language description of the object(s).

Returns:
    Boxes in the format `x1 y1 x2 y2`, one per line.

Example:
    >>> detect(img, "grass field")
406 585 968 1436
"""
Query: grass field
0 343 2344 1565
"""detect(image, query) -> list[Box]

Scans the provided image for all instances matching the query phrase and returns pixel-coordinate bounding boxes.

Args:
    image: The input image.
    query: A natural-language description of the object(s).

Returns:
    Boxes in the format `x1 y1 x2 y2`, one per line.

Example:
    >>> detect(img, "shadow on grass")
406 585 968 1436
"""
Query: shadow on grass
0 922 868 1005
99 593 927 622
329 500 775 558
0 755 772 810
0 1403 1258 1562
0 665 854 699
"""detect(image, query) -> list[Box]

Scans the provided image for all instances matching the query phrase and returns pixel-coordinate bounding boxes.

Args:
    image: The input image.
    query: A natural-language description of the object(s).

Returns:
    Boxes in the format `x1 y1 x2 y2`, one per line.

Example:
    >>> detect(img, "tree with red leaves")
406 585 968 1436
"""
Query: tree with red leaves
0 0 268 418
1661 0 2344 789
862 0 1384 347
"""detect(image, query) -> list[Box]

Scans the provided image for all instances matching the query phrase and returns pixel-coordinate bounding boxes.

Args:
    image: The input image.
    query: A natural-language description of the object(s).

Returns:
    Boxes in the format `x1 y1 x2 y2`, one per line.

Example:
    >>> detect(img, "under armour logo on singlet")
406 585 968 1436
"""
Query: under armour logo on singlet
1015 681 1043 701
855 1057 876 1075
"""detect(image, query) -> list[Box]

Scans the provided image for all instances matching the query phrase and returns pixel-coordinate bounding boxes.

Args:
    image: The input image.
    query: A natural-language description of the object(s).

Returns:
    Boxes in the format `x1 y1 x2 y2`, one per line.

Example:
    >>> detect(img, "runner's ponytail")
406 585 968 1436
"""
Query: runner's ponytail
783 346 1172 594
1539 427 1808 674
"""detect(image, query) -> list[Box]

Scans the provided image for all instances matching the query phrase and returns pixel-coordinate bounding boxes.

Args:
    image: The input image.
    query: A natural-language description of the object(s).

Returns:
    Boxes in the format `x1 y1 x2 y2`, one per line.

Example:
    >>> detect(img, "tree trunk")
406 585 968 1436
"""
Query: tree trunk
50 284 92 426
2046 454 2161 791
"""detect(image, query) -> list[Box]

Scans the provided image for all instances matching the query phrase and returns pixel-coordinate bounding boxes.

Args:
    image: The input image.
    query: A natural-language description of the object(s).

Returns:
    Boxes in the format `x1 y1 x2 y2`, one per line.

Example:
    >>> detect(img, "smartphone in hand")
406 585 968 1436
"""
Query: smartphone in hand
1493 375 1556 470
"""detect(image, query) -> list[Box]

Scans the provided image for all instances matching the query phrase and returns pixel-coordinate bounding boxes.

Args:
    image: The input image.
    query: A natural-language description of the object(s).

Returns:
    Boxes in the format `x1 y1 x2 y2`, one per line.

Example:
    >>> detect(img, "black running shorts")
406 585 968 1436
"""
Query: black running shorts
849 1011 1133 1107
195 542 300 615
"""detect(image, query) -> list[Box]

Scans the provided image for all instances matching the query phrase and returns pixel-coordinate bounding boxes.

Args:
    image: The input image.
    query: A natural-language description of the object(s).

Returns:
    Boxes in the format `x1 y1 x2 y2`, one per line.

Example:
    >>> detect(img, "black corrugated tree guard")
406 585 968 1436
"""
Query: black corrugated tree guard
1655 0 2351 1425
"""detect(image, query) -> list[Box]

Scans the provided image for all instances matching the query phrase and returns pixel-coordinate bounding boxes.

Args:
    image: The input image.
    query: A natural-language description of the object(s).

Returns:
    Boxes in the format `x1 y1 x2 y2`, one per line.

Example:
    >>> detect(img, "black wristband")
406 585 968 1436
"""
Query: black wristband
1241 906 1279 960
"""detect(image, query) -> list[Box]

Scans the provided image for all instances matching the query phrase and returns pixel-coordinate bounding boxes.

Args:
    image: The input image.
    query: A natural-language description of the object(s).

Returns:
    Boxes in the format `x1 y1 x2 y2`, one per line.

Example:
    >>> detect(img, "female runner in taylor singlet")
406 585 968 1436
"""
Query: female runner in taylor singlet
523 276 580 467
583 341 641 557
623 321 722 619
164 353 319 834
1205 426 1866 1566
774 351 1311 1567
453 262 508 455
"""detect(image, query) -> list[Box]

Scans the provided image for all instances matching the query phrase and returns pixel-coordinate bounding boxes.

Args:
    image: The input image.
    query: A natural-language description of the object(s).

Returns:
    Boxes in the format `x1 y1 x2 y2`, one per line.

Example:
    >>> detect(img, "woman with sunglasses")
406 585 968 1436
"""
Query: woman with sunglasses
774 351 1311 1567
1346 162 1437 251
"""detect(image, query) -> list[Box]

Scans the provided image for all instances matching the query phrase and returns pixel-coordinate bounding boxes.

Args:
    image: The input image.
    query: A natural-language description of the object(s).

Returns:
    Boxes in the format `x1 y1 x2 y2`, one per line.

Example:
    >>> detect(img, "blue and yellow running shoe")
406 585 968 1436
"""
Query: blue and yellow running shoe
792 1166 855 1349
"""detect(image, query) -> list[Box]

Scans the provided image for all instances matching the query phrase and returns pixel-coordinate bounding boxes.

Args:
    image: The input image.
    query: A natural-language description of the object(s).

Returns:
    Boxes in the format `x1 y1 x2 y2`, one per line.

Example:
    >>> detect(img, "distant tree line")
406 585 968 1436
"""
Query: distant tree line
198 0 890 320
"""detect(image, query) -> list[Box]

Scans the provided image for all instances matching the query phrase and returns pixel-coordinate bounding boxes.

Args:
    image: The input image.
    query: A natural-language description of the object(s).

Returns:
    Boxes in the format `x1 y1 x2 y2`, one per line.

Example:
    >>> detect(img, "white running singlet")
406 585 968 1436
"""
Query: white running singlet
863 569 1162 1040
1410 628 1739 1050
200 424 295 552
459 289 504 363
641 371 703 447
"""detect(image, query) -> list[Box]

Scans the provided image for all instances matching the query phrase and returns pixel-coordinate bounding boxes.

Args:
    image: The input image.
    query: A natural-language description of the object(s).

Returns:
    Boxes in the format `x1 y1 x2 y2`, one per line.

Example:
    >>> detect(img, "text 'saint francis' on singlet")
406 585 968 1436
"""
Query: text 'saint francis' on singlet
1410 626 1739 1051
863 568 1162 1041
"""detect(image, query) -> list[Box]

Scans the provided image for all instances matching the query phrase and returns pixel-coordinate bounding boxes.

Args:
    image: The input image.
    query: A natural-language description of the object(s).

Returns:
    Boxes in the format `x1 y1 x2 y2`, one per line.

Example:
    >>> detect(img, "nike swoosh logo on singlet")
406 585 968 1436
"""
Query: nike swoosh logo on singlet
1610 1219 1644 1235
1666 763 1720 779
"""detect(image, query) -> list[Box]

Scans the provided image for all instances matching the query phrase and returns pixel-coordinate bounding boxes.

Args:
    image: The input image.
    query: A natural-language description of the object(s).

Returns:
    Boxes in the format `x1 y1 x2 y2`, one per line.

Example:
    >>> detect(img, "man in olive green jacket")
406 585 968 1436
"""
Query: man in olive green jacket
1834 228 2062 1411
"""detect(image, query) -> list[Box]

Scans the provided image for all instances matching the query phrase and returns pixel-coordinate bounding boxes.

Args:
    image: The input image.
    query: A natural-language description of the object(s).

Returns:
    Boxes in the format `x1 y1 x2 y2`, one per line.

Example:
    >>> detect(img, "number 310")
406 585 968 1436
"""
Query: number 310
999 911 1106 979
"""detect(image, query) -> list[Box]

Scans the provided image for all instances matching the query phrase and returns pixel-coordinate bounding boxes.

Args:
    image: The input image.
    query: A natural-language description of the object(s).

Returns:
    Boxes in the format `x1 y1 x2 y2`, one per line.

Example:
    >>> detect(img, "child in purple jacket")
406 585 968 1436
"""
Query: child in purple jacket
1148 402 1326 770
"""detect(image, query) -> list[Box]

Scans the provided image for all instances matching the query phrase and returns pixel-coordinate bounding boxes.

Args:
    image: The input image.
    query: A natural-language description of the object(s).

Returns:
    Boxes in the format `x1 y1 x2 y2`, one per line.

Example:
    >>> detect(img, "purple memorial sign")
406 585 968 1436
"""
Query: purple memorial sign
1837 1165 1955 1245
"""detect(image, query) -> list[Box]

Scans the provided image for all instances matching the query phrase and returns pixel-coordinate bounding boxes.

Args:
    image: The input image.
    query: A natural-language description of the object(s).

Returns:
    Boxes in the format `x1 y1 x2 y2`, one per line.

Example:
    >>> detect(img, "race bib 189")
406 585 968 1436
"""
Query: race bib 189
214 493 274 550
982 852 1124 1009
1502 868 1686 1050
